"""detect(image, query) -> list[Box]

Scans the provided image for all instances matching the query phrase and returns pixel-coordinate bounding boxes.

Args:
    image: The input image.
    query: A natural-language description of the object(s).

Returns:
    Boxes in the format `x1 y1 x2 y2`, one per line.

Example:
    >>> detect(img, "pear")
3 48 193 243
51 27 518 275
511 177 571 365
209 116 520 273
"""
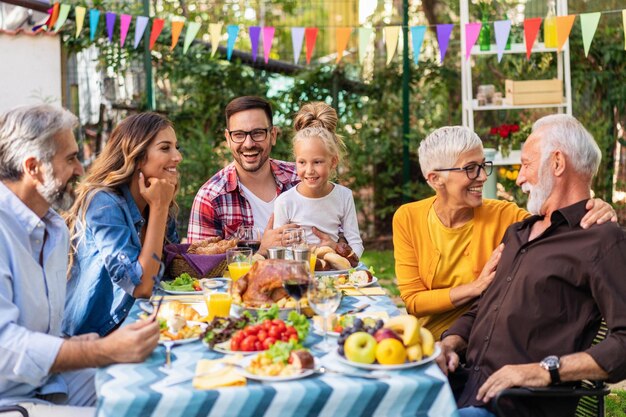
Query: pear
406 343 423 362
420 327 435 357
383 315 421 347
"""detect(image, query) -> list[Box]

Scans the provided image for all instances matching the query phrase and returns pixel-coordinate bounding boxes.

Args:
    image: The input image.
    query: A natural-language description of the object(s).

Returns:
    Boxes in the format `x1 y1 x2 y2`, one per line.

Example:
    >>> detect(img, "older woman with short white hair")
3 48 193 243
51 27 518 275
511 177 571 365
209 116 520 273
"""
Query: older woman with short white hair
393 126 615 340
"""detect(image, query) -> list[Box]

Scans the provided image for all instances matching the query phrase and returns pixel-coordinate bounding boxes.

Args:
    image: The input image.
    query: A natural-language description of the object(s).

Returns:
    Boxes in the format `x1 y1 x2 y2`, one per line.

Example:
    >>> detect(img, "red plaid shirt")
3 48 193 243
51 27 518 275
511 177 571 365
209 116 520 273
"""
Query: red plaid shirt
187 159 299 242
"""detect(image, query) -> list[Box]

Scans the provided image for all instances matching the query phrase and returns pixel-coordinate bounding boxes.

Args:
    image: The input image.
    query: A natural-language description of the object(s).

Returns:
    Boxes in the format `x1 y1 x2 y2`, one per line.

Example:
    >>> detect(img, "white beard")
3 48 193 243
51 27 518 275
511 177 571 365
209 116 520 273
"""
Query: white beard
36 165 75 211
522 166 554 215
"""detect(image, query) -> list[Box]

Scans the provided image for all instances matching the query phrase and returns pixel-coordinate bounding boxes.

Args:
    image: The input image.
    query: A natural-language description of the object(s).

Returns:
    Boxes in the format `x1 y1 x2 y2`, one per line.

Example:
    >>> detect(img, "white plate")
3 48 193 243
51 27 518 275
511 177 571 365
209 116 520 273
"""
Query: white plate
237 355 318 382
336 276 379 289
158 321 206 344
315 262 366 276
335 345 441 370
208 339 264 356
159 279 205 295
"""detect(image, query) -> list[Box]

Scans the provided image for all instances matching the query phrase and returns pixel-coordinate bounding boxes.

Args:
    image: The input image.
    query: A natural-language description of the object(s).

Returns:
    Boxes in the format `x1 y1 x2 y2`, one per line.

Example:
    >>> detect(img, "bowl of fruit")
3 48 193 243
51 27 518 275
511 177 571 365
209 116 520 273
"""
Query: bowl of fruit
336 315 438 370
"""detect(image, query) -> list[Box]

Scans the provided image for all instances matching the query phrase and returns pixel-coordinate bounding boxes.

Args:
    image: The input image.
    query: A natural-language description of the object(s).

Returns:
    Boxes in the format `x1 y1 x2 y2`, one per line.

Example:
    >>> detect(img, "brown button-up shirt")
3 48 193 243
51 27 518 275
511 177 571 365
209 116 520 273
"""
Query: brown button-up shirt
445 199 626 417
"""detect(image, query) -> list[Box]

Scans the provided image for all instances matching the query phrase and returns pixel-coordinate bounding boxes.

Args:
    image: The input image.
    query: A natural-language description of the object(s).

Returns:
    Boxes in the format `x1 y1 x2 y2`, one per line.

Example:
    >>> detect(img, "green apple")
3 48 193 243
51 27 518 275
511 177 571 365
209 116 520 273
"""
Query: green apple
344 332 377 364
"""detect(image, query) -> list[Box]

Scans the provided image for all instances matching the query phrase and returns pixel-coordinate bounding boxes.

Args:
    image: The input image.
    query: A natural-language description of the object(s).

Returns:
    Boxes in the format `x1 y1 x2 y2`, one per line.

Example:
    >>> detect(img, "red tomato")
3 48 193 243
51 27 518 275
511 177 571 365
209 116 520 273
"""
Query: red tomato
255 341 263 351
333 325 343 333
257 330 267 342
285 326 297 336
232 331 245 343
241 335 258 352
263 337 276 350
263 320 272 330
247 325 260 335
280 333 290 342
230 339 241 351
289 334 298 342
268 326 281 339
272 319 286 332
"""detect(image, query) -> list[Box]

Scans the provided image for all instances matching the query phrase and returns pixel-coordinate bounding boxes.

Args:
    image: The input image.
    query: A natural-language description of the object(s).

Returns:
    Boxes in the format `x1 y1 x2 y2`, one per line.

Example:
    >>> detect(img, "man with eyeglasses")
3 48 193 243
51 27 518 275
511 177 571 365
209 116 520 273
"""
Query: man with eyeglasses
187 96 300 253
393 125 615 344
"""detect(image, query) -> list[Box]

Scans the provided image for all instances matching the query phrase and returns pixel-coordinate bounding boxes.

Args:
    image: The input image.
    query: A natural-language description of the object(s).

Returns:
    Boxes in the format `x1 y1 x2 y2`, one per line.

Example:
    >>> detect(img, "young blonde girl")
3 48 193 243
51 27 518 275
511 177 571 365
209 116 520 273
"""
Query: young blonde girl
273 102 364 258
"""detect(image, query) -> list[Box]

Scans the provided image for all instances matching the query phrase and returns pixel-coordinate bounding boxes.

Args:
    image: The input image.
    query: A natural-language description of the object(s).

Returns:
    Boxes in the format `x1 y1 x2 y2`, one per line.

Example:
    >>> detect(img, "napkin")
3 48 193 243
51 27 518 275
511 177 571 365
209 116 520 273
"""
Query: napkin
342 287 387 296
163 243 226 277
193 355 246 390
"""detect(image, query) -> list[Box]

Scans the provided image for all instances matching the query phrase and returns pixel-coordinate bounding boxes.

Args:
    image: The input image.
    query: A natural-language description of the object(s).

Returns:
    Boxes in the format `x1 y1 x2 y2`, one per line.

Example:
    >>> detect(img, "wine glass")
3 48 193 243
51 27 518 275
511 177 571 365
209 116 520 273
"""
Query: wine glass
236 226 262 253
308 276 342 352
281 260 311 315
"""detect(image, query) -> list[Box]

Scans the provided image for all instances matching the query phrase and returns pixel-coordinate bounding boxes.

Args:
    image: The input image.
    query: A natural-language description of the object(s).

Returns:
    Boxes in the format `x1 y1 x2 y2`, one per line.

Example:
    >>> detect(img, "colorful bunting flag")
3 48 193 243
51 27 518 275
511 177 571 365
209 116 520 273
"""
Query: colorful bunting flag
75 6 86 38
171 20 185 51
336 27 352 63
580 13 601 58
263 27 275 63
523 18 542 59
53 4 71 32
304 27 318 64
410 26 426 64
105 12 116 43
291 27 305 64
89 9 100 41
149 18 165 50
436 24 454 63
249 26 261 61
48 3 60 31
494 20 511 62
134 16 149 49
120 14 132 47
384 26 400 65
209 23 223 57
226 25 239 60
183 22 202 54
556 15 576 52
464 22 482 60
358 28 373 64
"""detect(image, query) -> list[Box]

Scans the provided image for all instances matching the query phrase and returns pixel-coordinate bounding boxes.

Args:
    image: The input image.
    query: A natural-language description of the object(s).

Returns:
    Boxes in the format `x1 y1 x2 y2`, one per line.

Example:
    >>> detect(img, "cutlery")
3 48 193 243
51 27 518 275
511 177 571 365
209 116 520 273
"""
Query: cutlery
314 366 390 379
342 303 369 315
347 285 376 301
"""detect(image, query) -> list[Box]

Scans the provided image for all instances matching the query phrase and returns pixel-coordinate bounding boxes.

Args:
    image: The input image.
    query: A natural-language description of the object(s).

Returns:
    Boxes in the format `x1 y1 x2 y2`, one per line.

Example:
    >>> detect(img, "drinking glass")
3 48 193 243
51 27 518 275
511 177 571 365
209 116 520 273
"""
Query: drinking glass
226 248 252 282
307 276 342 352
237 225 262 253
202 277 233 321
280 260 311 315
282 228 307 259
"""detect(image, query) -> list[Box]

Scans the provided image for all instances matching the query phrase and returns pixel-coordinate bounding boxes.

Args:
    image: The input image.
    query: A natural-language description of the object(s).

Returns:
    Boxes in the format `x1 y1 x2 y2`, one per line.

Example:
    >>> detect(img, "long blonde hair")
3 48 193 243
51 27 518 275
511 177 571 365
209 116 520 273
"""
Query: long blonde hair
292 102 346 174
66 112 179 273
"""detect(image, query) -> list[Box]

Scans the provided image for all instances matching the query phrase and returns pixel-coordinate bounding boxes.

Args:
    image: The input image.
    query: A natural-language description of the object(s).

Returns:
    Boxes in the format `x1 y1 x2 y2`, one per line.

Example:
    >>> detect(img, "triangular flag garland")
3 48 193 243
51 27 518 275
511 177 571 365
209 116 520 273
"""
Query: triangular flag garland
494 20 511 62
34 4 626 69
465 22 482 60
436 24 454 63
171 20 185 51
410 26 426 65
183 22 202 55
556 15 576 52
291 27 305 65
226 25 239 60
74 6 86 38
133 16 149 49
523 18 542 60
384 26 400 65
580 13 601 58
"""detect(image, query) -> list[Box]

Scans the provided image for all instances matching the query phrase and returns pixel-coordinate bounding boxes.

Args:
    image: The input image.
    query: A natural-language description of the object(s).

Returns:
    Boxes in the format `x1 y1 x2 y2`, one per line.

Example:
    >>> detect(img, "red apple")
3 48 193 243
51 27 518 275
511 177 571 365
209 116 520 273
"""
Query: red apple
373 328 402 344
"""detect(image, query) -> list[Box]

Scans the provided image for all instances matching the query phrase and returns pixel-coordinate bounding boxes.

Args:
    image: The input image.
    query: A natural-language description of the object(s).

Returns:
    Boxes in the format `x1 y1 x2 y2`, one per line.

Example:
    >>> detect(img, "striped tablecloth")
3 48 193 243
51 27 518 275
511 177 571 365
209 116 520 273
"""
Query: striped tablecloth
95 290 459 417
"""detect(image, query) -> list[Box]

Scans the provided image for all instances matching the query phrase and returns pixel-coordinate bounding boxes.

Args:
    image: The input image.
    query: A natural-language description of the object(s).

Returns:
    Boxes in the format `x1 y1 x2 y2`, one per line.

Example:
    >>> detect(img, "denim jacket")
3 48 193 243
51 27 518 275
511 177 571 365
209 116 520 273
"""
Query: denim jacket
63 185 179 336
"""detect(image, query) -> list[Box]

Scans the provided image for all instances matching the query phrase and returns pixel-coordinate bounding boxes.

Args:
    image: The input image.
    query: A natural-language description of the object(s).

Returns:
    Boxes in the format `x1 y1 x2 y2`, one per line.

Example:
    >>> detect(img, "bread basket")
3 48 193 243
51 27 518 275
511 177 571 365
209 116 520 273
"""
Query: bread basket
164 243 228 279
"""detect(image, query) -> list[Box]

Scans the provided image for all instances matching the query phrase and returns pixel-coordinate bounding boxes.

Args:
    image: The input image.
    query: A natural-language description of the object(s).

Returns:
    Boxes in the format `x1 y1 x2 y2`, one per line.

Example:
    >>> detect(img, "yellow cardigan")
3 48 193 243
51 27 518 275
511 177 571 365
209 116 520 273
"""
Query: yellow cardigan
393 197 528 330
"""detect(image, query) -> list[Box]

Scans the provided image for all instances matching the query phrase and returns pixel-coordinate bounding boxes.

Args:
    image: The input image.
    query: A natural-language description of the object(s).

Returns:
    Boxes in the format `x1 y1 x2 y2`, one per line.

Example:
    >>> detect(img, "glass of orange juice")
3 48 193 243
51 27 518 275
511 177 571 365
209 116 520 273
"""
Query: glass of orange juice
226 248 252 282
202 277 233 320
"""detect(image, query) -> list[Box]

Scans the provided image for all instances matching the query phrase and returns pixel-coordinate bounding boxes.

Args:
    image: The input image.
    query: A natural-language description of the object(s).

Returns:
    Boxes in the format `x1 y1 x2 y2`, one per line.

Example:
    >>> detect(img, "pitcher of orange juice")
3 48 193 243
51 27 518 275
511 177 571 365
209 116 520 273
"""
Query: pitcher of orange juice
202 277 232 320
226 248 252 282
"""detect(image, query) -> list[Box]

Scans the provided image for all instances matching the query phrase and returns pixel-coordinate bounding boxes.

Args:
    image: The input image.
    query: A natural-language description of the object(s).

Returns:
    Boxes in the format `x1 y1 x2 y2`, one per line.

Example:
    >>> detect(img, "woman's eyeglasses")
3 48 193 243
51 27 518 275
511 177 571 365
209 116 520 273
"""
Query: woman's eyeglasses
433 161 494 180
226 127 271 143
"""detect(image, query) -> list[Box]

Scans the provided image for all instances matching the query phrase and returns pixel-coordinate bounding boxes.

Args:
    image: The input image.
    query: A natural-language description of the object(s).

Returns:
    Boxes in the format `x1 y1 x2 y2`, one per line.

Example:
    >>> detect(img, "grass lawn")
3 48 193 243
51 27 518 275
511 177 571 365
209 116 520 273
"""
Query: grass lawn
360 250 405 309
607 390 626 416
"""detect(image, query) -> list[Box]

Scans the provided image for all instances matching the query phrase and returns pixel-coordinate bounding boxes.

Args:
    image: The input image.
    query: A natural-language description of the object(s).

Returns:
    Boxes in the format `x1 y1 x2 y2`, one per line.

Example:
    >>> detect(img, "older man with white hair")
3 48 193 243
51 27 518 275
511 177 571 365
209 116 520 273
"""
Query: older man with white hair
0 105 160 417
437 114 626 417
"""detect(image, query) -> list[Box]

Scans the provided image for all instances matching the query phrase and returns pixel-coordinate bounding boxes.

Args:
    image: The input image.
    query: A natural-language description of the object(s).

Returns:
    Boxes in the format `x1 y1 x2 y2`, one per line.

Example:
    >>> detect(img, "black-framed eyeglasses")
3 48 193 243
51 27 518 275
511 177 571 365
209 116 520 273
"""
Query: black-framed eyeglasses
226 127 272 143
434 161 494 180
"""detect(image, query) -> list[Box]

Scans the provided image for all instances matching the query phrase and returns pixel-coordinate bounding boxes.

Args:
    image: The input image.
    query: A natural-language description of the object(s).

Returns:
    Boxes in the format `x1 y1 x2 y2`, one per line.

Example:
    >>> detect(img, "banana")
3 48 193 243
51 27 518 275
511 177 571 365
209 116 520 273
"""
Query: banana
406 343 423 362
383 315 421 347
420 327 435 357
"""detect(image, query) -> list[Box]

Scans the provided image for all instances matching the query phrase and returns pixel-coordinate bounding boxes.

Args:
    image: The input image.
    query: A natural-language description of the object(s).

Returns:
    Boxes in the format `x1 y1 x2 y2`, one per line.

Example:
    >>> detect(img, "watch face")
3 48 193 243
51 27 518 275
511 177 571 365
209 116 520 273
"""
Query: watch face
541 355 560 369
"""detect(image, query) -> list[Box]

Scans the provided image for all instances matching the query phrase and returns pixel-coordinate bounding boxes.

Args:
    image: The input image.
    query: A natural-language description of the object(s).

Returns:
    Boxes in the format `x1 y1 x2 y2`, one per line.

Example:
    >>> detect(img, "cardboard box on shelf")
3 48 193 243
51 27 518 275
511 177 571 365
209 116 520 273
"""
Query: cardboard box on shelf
504 79 563 105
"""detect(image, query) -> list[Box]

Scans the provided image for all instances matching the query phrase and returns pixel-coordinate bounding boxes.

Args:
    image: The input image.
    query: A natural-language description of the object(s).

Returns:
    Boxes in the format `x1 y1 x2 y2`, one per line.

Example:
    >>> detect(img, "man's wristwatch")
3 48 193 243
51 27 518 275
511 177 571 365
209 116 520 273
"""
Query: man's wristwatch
540 355 561 385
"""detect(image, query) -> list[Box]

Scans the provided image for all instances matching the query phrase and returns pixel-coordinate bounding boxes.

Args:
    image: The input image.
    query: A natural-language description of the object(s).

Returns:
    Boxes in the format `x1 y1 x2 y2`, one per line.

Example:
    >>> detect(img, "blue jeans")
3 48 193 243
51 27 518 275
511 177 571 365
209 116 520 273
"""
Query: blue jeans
458 406 496 417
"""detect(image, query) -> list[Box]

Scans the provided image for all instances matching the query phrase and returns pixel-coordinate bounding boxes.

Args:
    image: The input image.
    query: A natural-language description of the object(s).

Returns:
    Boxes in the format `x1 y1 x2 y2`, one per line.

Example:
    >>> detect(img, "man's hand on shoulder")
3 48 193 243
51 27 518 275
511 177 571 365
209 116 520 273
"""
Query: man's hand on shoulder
476 363 550 404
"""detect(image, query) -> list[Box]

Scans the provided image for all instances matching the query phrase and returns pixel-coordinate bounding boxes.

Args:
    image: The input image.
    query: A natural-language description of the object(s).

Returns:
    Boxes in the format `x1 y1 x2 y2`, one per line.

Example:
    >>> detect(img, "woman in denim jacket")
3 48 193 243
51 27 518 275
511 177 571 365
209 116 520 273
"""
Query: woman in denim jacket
63 113 182 336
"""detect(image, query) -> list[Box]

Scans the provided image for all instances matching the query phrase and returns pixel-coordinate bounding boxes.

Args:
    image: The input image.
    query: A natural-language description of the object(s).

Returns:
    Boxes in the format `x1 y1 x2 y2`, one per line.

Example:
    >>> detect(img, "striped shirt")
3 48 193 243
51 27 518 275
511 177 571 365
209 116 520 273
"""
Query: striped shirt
187 159 299 242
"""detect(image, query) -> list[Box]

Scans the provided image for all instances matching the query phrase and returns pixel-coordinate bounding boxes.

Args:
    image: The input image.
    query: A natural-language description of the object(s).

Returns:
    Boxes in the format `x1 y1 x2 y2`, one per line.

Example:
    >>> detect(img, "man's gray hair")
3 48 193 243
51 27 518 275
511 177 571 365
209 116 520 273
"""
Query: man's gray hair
0 104 77 181
532 114 601 179
418 126 483 180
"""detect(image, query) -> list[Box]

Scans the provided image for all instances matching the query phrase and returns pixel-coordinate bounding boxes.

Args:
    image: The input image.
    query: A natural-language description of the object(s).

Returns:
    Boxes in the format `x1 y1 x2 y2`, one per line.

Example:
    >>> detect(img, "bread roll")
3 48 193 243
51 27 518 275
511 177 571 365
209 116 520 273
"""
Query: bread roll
335 242 359 267
323 253 352 270
315 246 336 258
314 258 331 271
158 300 201 322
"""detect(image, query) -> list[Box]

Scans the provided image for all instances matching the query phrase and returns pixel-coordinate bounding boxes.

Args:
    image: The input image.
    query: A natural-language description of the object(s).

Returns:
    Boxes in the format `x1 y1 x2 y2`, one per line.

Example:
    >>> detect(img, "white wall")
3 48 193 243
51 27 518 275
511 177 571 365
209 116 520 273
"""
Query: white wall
0 33 62 113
